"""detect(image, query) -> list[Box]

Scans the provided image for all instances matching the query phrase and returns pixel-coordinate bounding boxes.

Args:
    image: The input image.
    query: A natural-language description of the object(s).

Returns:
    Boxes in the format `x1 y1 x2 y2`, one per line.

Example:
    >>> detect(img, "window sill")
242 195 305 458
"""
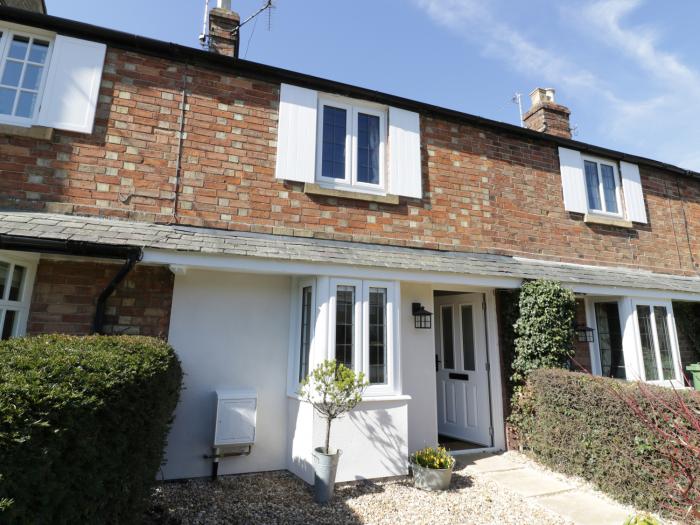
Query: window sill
0 123 53 140
287 393 411 403
584 213 633 229
304 183 399 205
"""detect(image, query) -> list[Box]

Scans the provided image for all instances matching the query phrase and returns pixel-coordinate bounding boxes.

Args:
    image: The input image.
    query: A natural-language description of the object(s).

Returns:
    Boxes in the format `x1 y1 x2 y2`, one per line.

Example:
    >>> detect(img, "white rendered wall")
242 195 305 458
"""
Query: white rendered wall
164 270 292 479
400 282 439 453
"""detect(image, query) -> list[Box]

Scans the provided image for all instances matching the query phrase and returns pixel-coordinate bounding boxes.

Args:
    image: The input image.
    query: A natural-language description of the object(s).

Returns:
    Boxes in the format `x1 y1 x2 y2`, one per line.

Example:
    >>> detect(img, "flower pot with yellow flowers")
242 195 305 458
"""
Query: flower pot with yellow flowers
409 446 455 491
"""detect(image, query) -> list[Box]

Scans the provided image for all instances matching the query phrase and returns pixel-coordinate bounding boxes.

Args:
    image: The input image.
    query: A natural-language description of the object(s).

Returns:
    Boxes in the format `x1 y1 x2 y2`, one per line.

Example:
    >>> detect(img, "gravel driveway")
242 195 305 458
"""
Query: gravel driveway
146 463 572 525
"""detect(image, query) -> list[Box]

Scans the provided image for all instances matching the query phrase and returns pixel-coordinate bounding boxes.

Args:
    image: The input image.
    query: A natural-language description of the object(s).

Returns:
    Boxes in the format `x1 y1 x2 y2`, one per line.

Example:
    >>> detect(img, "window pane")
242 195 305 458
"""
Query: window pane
369 287 387 384
357 113 380 185
0 262 8 299
1 310 17 340
653 306 675 380
1 60 23 87
461 305 475 371
298 286 313 381
637 305 659 380
8 36 29 60
335 285 354 368
0 88 16 115
600 164 618 213
321 106 346 180
594 302 625 378
15 91 36 118
22 64 41 90
28 40 49 64
9 265 25 301
584 161 601 211
441 306 454 369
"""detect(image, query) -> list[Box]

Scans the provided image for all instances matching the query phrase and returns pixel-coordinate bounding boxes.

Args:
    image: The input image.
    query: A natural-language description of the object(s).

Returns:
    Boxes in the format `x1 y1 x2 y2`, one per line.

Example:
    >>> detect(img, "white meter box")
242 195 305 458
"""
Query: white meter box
214 389 257 447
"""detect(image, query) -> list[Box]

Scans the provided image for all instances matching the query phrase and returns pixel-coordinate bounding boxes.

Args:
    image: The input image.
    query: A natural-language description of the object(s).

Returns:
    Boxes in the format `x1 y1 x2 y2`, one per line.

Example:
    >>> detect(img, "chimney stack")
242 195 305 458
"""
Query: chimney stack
208 0 241 58
522 88 572 139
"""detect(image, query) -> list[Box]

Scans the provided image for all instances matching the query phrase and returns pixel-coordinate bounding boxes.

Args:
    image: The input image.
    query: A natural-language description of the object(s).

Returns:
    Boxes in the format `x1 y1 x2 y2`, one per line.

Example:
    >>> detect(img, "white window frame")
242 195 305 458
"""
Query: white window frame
581 155 624 217
0 250 38 339
0 23 54 127
315 94 388 195
630 298 683 386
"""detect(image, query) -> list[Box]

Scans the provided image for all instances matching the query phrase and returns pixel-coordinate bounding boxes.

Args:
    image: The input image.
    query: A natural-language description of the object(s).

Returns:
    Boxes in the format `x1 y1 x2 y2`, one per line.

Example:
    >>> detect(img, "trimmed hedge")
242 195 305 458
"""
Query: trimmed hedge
513 369 700 520
0 335 182 524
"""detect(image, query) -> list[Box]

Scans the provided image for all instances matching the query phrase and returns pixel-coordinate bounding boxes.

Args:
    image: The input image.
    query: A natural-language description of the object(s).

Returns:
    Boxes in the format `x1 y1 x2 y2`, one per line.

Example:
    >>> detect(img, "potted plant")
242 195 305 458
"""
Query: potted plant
409 446 455 491
299 359 368 504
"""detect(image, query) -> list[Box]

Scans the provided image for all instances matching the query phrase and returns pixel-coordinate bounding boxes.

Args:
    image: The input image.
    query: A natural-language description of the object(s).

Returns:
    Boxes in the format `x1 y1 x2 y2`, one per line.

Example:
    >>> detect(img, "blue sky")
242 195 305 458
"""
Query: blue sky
48 0 700 170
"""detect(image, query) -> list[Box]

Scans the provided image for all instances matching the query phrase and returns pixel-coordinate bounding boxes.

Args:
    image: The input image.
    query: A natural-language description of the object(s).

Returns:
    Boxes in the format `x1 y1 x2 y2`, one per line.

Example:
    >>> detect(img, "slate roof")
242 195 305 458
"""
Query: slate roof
2 211 700 294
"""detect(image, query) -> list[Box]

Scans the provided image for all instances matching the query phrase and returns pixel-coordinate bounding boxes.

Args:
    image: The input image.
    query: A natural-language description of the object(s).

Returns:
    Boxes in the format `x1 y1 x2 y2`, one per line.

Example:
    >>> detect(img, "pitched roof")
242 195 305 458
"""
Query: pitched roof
0 6 696 181
2 211 700 294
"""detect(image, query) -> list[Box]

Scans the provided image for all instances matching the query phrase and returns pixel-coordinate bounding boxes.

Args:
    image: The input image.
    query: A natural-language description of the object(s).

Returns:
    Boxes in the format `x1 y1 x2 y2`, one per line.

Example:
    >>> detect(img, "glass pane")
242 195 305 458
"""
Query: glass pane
0 262 8 299
22 64 41 90
28 40 49 64
357 113 380 185
637 305 659 380
460 305 475 370
335 285 354 368
321 106 346 180
8 36 29 60
298 286 313 381
594 303 625 378
600 164 618 213
0 87 16 115
1 60 23 87
15 91 36 118
369 287 387 384
441 306 454 369
1 310 17 340
9 265 25 301
584 160 601 211
653 306 675 380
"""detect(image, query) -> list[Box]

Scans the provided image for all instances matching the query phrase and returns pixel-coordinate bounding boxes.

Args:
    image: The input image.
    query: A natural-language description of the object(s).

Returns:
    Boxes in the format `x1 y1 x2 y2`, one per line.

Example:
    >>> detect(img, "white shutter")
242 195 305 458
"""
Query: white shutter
37 35 106 134
388 107 422 199
620 161 648 224
275 83 317 183
558 147 588 214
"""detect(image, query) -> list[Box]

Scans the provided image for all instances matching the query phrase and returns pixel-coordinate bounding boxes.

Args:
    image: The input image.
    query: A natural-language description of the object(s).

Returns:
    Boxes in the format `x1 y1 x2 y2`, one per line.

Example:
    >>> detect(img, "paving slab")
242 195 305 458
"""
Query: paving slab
535 490 632 525
482 467 576 498
458 452 525 473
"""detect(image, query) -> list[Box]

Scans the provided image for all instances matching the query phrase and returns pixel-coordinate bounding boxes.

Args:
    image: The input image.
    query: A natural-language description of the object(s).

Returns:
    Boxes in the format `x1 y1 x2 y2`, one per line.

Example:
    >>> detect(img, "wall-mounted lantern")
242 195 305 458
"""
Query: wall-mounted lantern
412 303 433 329
575 325 595 343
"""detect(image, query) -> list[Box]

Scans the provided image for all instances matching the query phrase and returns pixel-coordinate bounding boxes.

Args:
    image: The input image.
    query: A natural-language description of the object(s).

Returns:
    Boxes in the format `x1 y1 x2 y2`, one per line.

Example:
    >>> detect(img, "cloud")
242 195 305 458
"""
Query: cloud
414 0 700 170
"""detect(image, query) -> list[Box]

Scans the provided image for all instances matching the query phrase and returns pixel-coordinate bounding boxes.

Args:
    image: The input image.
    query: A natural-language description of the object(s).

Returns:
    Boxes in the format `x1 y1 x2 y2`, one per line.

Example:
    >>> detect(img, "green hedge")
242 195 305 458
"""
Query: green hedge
0 335 182 524
513 369 700 521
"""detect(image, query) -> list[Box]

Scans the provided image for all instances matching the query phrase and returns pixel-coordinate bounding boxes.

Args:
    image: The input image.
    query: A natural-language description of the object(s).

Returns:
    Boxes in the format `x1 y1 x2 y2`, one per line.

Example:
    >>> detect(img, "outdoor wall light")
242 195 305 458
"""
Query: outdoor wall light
412 302 433 329
575 325 595 343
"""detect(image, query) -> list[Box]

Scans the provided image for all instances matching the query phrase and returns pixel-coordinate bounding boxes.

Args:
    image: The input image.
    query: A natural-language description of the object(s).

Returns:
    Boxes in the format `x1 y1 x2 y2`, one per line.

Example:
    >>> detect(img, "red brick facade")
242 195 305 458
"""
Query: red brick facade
27 259 173 337
1 45 699 279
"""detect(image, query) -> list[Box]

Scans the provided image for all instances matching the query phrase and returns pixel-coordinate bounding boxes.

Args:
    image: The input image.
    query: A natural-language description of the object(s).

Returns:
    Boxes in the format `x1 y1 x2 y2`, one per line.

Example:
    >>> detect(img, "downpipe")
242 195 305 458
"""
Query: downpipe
92 249 141 334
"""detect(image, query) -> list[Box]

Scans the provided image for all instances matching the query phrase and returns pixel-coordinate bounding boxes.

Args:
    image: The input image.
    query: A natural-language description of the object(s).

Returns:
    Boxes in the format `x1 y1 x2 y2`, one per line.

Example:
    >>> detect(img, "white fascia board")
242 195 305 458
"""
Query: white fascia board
142 248 523 289
565 283 700 302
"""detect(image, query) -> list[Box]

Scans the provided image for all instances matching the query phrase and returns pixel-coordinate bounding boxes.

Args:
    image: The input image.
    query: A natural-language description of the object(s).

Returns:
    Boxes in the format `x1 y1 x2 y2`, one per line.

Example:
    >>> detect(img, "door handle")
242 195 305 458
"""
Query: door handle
435 355 441 372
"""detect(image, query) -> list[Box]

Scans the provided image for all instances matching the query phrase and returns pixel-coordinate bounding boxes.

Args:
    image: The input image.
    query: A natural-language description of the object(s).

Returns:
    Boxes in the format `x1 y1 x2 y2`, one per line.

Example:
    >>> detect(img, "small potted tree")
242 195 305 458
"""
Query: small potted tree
299 360 367 504
409 446 455 491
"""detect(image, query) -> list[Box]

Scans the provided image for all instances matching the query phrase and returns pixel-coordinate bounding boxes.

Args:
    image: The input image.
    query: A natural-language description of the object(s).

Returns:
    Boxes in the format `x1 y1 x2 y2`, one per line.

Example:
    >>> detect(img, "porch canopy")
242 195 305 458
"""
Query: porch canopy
2 211 700 299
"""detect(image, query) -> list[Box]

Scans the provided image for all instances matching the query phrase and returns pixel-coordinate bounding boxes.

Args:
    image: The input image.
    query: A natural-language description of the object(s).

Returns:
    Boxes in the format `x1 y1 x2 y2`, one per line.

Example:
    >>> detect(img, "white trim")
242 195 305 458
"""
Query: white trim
448 446 499 457
581 154 624 217
0 250 38 338
484 290 505 451
286 277 317 396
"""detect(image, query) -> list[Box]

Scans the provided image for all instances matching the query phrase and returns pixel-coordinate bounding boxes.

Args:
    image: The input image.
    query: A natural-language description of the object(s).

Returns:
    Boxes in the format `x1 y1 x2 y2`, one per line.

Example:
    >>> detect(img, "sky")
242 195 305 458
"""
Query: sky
47 0 700 170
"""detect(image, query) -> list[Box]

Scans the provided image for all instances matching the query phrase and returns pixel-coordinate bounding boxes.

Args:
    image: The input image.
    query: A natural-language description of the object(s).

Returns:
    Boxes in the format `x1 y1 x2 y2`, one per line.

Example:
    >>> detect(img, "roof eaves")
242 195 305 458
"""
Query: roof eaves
0 6 697 180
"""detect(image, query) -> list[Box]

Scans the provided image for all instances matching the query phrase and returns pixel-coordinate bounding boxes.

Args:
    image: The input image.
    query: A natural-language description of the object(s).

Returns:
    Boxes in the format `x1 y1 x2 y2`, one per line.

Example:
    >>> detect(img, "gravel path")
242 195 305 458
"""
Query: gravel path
147 463 573 525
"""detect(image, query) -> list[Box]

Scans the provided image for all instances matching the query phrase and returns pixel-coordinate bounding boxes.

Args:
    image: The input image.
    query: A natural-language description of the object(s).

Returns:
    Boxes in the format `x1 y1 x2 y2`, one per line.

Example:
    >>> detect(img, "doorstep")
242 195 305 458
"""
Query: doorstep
459 452 635 525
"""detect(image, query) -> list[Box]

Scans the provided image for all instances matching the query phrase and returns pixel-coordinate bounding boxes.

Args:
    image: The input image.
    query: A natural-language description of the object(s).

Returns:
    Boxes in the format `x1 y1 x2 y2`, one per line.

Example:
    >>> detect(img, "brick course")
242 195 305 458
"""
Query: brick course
27 258 173 337
1 46 700 278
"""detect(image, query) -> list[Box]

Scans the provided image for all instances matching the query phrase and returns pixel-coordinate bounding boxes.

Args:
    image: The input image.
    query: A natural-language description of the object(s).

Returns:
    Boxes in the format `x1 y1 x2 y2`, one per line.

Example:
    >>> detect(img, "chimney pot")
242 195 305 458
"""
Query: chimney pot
523 87 572 139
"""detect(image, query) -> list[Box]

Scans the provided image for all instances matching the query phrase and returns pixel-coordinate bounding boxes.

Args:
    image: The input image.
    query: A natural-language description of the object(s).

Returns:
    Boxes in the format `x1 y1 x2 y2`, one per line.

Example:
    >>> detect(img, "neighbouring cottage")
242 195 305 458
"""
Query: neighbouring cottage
0 2 699 483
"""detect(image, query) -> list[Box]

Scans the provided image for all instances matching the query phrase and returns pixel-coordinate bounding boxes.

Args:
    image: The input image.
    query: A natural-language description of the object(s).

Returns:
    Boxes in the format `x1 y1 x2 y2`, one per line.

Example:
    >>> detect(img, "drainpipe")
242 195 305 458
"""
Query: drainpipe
92 250 141 334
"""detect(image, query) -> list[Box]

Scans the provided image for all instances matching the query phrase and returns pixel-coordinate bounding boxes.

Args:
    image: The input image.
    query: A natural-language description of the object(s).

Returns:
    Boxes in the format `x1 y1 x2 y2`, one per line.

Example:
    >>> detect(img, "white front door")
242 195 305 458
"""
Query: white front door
435 293 491 446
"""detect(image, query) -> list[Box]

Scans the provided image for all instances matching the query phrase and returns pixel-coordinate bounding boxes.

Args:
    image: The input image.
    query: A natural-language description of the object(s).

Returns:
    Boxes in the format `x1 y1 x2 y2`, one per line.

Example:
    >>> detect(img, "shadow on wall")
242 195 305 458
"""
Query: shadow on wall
350 405 407 480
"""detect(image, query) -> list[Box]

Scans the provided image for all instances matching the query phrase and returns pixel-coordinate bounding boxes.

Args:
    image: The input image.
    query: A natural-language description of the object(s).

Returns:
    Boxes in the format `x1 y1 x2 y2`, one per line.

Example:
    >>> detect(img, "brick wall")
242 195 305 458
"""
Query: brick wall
27 258 173 337
1 46 700 277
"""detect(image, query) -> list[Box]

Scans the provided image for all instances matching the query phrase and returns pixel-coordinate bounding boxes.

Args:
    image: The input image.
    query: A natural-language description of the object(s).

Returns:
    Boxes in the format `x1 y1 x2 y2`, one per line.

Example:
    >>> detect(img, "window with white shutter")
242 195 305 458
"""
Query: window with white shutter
558 147 647 224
